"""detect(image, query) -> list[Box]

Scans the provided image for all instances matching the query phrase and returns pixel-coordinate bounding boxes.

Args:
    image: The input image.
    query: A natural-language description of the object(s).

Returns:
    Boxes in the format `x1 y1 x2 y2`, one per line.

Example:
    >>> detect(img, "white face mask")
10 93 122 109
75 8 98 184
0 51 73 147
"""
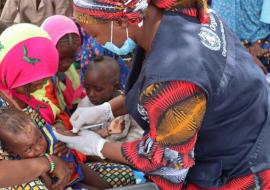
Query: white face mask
103 22 136 56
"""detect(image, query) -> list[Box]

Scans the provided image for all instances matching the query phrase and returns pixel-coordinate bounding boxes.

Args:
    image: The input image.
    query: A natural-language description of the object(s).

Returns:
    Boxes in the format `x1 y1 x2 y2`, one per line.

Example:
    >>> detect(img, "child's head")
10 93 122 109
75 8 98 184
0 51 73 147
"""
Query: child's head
0 23 59 97
56 33 81 72
41 15 81 72
0 109 47 158
84 56 120 105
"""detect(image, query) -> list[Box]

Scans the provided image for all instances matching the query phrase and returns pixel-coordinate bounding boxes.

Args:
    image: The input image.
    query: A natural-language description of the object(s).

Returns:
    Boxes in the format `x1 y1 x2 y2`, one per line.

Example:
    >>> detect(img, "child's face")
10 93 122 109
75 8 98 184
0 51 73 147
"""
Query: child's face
14 78 48 95
57 46 77 72
84 69 116 105
57 38 81 73
4 123 48 158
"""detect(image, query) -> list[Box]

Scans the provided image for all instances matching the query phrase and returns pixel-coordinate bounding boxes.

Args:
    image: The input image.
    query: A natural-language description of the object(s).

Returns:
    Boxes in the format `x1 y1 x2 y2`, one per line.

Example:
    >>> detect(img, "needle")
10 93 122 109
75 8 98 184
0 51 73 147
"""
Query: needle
81 123 104 130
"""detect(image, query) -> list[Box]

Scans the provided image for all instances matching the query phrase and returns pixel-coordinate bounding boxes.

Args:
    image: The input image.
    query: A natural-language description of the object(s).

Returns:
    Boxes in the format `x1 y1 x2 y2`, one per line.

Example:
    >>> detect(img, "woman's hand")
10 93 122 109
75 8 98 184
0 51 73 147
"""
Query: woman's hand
54 130 108 159
40 173 52 189
50 155 73 190
70 102 114 133
248 43 268 58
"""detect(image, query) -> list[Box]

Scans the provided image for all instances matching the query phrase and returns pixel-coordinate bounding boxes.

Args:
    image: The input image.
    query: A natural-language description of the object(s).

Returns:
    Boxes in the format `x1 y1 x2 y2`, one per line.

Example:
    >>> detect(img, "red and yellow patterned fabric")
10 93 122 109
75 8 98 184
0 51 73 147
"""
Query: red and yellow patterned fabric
122 80 270 190
54 64 86 114
73 0 209 25
32 79 72 129
154 0 209 23
122 81 207 189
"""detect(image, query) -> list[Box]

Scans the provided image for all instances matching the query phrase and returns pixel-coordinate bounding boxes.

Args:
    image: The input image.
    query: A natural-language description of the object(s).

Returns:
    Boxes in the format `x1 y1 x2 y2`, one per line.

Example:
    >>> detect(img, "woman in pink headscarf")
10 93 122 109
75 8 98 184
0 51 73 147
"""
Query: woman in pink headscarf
0 23 59 121
41 15 86 116
0 21 73 131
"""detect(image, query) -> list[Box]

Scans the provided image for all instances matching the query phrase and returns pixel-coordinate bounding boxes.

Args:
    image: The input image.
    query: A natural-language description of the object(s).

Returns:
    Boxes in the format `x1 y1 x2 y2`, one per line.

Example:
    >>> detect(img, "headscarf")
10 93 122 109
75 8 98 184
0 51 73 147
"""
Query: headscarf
0 23 59 124
73 0 209 25
41 15 85 115
260 0 270 24
41 15 80 46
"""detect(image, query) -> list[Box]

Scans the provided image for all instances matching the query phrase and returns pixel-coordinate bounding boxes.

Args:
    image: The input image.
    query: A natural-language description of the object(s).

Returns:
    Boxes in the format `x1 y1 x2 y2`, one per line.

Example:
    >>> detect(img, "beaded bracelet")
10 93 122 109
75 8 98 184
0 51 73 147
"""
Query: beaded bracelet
44 153 55 173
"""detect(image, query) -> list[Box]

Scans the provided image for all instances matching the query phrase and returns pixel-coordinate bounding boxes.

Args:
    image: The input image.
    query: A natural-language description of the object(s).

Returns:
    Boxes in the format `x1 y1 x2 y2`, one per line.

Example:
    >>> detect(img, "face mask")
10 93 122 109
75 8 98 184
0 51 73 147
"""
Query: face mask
103 22 136 56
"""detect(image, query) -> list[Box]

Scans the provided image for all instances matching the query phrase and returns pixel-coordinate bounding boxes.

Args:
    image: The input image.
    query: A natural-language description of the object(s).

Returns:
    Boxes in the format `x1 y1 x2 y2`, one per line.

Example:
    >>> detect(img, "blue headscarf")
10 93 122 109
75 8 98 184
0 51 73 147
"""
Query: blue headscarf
212 0 270 43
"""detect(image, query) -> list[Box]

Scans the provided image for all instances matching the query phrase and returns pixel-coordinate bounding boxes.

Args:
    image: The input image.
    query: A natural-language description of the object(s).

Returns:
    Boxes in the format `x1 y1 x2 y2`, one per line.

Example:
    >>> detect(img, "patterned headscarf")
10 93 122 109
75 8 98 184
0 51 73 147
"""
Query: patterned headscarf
154 0 209 23
0 23 59 124
73 0 209 25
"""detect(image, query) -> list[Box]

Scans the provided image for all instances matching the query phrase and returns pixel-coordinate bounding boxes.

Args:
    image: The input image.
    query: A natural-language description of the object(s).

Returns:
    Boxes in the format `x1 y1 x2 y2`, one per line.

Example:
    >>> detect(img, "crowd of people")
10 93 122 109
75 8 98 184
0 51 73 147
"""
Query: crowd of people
0 0 269 190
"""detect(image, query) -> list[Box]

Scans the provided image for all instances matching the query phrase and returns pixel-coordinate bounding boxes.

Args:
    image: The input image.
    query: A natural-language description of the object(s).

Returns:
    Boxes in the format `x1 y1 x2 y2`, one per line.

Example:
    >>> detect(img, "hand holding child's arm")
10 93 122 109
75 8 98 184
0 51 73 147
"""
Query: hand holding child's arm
40 173 52 190
53 122 75 157
54 130 108 159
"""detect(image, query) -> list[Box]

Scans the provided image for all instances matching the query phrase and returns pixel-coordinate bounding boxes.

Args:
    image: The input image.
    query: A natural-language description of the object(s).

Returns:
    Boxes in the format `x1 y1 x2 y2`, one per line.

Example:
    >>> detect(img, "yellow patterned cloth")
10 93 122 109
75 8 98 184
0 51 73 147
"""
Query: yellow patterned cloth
0 179 47 190
86 162 136 188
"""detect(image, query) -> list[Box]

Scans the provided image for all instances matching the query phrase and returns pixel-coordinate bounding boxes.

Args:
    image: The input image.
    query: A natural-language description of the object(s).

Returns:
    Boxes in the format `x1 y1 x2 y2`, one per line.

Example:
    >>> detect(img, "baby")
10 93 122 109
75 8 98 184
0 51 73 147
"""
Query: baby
0 109 109 189
79 56 144 141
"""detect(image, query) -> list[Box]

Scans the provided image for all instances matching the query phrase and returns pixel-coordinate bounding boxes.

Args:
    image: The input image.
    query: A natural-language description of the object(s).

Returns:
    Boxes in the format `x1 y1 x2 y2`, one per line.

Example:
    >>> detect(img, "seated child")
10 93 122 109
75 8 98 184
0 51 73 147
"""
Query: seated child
0 109 110 190
79 56 144 142
33 15 86 162
41 15 86 116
